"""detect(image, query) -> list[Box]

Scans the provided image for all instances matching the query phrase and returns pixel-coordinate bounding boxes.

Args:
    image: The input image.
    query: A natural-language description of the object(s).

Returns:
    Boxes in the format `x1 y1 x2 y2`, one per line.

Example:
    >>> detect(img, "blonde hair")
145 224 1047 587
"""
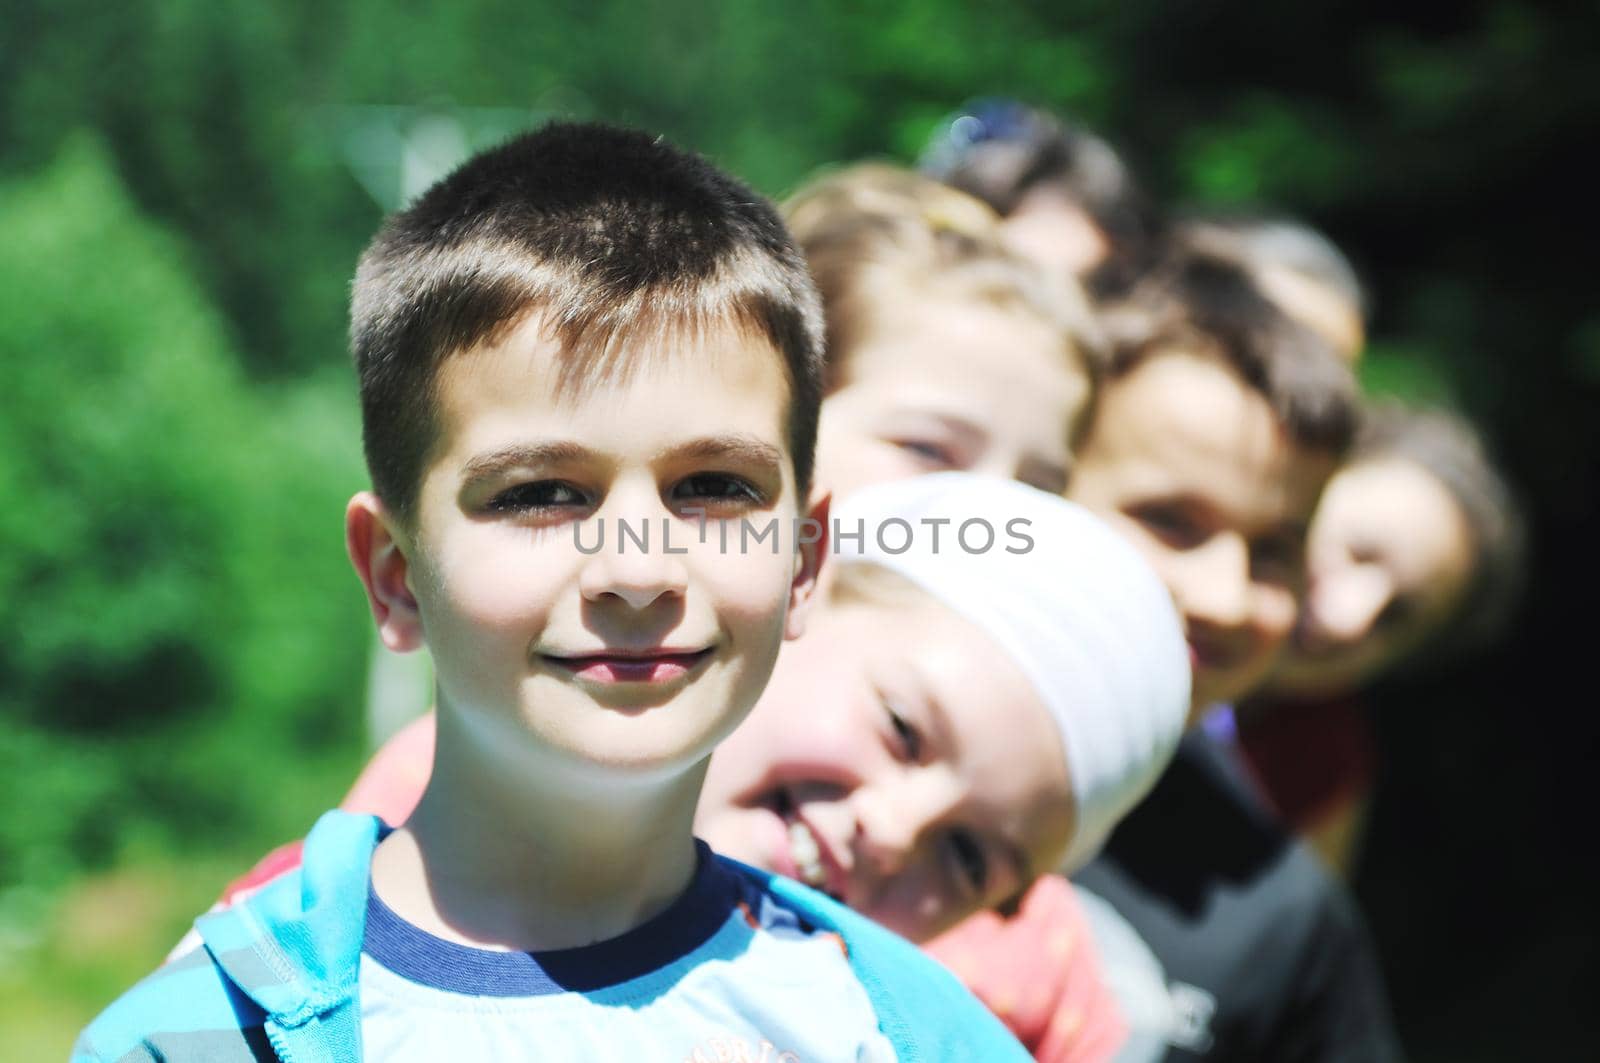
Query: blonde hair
783 163 1106 416
826 559 932 610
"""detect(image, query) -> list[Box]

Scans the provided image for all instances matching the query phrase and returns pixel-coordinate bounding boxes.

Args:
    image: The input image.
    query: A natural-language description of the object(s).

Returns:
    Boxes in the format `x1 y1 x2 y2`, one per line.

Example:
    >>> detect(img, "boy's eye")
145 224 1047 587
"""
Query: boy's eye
671 473 764 507
487 481 591 514
891 438 959 468
1129 502 1206 549
944 829 988 895
884 699 923 762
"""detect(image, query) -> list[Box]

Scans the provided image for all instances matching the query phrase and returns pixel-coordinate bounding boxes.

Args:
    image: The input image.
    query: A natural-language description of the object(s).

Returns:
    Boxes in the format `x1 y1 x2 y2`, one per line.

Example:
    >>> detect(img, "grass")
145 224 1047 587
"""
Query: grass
0 854 253 1059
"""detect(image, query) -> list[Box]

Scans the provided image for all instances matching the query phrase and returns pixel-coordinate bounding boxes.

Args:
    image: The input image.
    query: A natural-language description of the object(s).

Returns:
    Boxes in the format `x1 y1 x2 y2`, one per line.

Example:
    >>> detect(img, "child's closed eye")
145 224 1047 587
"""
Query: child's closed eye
943 829 989 897
883 698 924 762
890 438 960 468
1128 501 1207 549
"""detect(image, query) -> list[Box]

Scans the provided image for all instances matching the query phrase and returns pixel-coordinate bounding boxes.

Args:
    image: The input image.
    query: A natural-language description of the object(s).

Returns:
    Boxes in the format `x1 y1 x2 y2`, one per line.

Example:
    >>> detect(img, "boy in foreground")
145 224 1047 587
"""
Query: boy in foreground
74 123 1029 1062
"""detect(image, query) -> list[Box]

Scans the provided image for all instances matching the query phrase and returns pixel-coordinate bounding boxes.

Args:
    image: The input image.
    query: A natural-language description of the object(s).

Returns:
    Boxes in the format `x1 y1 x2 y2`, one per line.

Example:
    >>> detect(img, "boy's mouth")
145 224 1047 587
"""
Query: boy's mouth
768 787 846 902
542 647 713 685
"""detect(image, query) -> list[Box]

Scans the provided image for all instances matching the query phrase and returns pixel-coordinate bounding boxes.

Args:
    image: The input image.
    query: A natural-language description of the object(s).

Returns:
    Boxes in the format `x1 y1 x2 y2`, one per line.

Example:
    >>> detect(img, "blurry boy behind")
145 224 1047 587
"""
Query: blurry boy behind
1064 248 1404 1060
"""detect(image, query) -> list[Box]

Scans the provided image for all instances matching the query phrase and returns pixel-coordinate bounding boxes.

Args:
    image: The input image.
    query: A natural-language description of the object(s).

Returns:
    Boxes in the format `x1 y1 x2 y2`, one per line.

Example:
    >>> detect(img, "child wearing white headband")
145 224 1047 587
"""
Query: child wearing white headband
696 472 1190 940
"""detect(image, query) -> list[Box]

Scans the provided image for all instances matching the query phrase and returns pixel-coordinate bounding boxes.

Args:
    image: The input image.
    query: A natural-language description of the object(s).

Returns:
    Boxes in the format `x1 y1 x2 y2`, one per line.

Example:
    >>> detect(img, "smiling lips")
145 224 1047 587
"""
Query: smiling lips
544 648 713 684
769 786 848 900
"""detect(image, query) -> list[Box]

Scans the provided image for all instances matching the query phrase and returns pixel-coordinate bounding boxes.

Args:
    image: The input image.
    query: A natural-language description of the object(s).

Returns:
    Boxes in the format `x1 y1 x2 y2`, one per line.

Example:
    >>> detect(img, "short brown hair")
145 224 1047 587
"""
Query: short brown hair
350 122 824 521
783 163 1105 425
919 100 1164 298
1176 209 1369 325
1097 248 1358 453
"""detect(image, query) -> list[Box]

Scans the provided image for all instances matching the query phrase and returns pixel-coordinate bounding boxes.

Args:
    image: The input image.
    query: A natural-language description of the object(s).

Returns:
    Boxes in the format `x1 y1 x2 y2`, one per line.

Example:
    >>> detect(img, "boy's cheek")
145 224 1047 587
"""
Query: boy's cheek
690 537 800 611
416 541 560 633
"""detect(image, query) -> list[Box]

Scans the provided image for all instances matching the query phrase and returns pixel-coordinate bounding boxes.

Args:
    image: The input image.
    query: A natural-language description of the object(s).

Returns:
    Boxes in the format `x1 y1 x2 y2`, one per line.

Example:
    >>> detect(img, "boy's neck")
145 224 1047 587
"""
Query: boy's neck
369 706 705 953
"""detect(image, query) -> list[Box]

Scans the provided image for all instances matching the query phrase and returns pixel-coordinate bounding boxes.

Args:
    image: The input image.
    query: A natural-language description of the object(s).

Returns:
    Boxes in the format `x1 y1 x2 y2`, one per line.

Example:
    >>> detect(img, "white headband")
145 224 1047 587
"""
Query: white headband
833 473 1189 870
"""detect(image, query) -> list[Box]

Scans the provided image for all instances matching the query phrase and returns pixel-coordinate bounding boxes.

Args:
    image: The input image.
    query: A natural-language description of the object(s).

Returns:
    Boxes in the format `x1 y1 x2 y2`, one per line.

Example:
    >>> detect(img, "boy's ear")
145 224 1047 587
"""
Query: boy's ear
346 491 424 652
784 489 831 641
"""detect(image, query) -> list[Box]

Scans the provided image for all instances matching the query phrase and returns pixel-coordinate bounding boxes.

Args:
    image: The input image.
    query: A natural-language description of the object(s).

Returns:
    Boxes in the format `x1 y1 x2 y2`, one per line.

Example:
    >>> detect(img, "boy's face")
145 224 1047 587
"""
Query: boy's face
1068 349 1336 716
1000 185 1110 280
1270 456 1474 697
351 314 823 780
814 290 1091 502
695 589 1074 944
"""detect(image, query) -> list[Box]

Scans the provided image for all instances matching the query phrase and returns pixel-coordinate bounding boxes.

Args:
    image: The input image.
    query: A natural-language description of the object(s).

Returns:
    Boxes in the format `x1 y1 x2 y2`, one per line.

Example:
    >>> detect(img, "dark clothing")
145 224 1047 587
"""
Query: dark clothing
1074 731 1404 1062
1236 696 1377 831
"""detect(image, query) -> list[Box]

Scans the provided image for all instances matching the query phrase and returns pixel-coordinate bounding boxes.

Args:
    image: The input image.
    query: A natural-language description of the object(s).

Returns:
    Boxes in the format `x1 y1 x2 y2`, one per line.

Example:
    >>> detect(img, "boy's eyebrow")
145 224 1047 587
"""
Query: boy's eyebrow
460 441 596 481
659 435 786 470
458 436 785 482
889 409 986 446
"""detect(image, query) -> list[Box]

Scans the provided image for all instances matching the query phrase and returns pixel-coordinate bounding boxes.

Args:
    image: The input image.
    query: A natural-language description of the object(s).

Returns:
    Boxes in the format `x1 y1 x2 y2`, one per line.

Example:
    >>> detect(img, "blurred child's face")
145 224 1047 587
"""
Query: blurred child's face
695 589 1074 943
1001 186 1109 280
1270 457 1474 696
1068 350 1335 716
815 291 1091 501
375 314 818 779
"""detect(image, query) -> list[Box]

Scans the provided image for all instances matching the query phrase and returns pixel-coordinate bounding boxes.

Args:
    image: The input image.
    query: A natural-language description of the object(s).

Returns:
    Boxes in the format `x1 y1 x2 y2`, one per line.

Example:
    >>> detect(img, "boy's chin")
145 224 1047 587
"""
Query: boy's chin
533 742 724 787
463 708 728 785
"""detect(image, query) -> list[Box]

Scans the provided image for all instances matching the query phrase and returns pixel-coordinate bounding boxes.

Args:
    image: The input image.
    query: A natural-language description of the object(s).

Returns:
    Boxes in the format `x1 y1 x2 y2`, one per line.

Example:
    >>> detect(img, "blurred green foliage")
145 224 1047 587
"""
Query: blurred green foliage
0 138 368 911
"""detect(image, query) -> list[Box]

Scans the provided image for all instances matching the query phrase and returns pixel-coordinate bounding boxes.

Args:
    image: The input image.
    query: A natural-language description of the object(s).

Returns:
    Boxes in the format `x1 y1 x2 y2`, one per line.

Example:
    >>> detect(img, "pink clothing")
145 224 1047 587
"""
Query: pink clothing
340 712 435 824
1236 695 1376 832
927 876 1129 1063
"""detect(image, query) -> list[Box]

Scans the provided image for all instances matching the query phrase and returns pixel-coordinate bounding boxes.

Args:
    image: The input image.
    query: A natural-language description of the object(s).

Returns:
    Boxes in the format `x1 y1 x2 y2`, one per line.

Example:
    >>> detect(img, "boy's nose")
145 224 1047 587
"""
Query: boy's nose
579 546 688 610
855 812 915 882
1178 534 1253 630
579 492 689 609
1305 565 1394 648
